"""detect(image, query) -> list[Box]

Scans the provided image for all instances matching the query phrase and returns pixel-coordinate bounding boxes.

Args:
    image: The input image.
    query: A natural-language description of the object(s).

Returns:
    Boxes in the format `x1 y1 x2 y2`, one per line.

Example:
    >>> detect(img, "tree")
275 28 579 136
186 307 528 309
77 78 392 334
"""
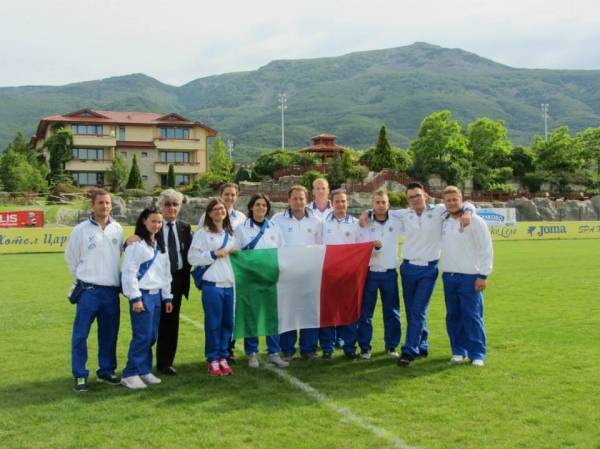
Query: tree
0 149 47 192
409 111 471 186
510 146 536 180
367 126 395 172
105 153 129 192
327 150 345 189
467 118 513 190
43 124 74 183
167 164 176 188
208 137 233 181
126 154 144 189
254 150 319 177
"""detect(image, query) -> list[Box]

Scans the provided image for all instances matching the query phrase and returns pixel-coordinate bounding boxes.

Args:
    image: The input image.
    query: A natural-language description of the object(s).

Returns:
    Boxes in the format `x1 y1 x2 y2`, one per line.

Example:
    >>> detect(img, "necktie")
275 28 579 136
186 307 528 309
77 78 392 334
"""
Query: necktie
167 222 178 273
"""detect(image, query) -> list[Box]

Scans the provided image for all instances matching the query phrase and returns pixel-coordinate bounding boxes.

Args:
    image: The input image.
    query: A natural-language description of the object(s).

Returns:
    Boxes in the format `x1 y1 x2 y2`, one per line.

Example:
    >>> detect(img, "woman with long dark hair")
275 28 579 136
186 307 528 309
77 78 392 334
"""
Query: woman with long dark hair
188 198 237 376
121 206 173 389
234 193 289 368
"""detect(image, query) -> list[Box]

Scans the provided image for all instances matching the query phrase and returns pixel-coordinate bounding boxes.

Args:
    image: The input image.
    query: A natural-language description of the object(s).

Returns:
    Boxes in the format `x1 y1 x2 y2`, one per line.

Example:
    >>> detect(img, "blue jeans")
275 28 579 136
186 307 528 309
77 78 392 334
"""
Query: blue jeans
319 327 336 354
356 270 401 352
123 291 161 377
201 283 234 362
442 273 486 360
71 286 120 378
244 335 281 355
400 261 438 357
280 328 319 355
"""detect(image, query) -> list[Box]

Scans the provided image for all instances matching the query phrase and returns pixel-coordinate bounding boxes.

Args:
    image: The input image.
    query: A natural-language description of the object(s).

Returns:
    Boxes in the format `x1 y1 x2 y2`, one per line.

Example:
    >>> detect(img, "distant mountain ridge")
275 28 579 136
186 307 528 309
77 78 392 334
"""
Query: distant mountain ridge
1 42 600 161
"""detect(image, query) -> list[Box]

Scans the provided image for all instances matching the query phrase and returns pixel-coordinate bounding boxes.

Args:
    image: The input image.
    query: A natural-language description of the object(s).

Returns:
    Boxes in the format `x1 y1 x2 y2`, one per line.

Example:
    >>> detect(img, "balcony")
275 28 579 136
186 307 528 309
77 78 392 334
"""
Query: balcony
72 134 117 147
154 138 203 151
66 159 112 171
154 161 204 175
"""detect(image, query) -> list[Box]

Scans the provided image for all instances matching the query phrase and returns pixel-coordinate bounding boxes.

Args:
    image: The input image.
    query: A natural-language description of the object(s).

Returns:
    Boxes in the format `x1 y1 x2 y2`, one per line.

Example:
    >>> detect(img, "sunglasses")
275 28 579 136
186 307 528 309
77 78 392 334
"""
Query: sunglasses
164 202 180 207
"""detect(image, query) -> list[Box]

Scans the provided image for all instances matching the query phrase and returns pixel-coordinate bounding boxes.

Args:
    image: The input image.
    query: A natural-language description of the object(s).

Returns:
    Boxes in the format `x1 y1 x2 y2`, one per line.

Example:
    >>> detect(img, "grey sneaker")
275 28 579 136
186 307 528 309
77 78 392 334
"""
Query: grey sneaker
360 350 372 360
471 359 485 368
120 375 147 390
268 353 289 368
248 353 260 368
387 349 400 358
281 352 294 362
450 355 467 365
140 373 161 384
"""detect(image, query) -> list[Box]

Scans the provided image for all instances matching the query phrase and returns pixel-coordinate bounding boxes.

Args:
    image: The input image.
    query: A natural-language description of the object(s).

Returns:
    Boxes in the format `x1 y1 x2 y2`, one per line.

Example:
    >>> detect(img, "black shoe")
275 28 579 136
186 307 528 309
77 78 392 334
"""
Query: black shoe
158 366 177 376
417 349 429 359
322 352 333 360
97 373 120 385
73 377 88 392
398 353 414 367
344 352 358 360
227 351 236 365
301 352 317 360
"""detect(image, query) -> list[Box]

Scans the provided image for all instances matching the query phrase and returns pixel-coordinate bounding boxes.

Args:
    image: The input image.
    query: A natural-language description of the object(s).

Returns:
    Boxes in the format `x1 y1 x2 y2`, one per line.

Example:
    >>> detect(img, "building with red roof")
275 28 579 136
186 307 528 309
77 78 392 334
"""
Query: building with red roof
32 109 217 190
300 134 346 163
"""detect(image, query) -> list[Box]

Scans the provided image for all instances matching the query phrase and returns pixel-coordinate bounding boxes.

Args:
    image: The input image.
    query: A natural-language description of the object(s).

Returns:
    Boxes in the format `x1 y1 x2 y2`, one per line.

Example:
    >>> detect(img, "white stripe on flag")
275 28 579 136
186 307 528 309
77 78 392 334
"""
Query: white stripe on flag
277 245 325 333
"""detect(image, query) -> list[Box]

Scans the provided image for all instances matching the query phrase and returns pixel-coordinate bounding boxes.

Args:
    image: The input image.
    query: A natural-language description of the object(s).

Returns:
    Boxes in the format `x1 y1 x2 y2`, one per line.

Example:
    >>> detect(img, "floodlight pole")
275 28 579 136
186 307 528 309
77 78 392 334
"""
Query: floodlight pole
227 139 234 160
541 103 549 141
278 93 287 150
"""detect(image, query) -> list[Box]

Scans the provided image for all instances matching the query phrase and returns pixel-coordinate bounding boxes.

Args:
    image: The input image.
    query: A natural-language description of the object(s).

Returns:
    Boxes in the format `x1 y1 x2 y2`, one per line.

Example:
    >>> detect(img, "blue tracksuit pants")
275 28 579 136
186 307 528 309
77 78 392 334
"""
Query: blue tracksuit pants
319 327 336 354
201 282 234 362
357 270 401 352
244 335 281 355
279 328 319 356
123 291 161 377
71 286 120 378
400 260 438 357
442 273 486 360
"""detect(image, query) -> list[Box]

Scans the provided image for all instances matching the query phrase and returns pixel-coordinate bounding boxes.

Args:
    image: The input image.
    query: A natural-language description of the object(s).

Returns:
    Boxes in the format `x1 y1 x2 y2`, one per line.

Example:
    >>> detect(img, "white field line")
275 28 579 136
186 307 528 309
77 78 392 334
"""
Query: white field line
180 313 420 449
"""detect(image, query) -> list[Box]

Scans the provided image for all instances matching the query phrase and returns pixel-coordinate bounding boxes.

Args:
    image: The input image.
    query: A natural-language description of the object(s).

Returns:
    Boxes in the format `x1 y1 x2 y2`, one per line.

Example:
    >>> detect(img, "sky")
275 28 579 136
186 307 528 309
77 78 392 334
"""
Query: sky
2 0 600 87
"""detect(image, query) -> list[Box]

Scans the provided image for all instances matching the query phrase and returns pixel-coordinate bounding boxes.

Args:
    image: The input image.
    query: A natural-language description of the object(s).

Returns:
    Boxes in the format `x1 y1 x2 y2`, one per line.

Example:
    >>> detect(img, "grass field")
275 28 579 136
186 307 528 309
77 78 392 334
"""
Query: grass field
1 240 599 449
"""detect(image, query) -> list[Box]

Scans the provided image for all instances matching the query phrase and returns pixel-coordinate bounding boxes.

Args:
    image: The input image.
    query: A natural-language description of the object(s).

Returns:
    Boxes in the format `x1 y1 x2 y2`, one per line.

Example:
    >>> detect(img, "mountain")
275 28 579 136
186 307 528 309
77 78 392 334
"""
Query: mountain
1 42 600 161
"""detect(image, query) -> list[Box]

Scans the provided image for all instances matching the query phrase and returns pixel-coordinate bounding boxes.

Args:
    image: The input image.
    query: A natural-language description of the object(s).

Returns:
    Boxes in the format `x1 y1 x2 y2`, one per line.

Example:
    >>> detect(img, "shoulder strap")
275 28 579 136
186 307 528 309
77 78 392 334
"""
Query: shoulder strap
242 220 268 250
137 246 159 280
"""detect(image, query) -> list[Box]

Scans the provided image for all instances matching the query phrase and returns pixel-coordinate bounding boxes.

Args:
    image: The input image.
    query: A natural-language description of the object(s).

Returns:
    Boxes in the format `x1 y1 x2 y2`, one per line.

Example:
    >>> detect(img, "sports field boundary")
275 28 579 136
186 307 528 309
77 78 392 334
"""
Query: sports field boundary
180 314 420 449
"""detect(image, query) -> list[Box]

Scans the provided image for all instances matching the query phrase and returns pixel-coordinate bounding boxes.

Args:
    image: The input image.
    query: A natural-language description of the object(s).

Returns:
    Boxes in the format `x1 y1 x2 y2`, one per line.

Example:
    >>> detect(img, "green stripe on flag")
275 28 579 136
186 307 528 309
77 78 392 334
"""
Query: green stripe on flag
231 248 279 339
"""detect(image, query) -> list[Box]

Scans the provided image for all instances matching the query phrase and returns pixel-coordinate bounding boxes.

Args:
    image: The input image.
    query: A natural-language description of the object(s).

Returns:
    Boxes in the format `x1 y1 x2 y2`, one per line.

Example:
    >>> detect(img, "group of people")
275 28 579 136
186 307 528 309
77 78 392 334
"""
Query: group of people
65 178 493 392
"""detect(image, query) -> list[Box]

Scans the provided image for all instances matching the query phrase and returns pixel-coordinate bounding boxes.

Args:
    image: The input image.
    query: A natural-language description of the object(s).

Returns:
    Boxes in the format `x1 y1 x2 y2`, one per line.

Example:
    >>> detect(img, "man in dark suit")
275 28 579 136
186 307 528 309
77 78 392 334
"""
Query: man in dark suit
156 189 192 375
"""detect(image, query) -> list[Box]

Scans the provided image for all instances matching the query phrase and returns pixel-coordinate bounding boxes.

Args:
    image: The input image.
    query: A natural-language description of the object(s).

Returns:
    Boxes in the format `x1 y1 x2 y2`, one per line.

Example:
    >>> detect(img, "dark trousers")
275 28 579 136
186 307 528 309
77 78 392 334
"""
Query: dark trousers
156 270 186 369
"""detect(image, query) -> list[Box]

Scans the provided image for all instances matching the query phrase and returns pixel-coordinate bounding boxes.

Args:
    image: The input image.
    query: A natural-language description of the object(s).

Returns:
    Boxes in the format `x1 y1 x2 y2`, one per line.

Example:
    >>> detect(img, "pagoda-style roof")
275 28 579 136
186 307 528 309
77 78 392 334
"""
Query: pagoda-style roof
300 134 346 156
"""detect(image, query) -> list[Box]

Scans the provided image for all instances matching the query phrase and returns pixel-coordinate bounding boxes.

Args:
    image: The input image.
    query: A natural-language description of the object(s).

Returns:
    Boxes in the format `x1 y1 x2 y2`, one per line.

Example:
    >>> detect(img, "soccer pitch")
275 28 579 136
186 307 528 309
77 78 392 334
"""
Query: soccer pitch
1 240 599 449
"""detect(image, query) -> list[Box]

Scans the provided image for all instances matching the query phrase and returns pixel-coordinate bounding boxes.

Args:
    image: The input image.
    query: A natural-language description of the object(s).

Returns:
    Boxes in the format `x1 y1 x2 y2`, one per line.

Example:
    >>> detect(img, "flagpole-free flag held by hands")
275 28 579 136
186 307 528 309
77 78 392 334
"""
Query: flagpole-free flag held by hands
230 242 373 339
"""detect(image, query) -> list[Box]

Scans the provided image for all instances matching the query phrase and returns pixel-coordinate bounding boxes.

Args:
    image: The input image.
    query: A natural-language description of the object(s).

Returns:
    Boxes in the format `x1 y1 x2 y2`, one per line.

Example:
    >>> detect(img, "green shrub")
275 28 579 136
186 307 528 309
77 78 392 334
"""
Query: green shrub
122 188 147 198
387 191 408 208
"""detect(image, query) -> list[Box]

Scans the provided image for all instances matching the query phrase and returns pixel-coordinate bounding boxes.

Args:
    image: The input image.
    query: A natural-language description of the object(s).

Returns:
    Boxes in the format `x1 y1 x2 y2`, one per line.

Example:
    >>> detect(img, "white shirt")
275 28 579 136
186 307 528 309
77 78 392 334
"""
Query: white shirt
162 220 182 271
271 208 323 247
198 208 246 230
322 212 361 245
390 202 476 265
188 228 236 287
121 240 173 301
64 217 123 287
309 200 333 222
440 213 493 277
234 218 284 250
357 212 404 271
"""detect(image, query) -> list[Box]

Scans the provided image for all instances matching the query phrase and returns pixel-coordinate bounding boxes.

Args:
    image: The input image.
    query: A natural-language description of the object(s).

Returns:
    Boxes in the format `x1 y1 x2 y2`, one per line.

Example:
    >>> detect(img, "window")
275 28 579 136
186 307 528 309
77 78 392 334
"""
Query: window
142 175 148 181
141 152 148 159
160 151 189 163
72 172 104 186
72 148 104 160
160 174 190 187
71 124 103 135
120 152 127 158
118 126 126 141
160 127 190 139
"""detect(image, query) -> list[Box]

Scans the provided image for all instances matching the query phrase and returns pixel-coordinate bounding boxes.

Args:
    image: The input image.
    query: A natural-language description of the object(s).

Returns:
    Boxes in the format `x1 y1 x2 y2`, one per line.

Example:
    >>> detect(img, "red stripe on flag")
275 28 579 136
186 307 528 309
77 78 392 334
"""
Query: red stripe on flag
319 242 373 327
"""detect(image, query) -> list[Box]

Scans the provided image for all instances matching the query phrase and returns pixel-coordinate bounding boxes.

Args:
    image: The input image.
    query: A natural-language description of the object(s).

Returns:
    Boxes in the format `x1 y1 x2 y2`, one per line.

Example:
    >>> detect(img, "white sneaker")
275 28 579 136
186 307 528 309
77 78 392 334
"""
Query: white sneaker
268 353 290 368
120 375 147 390
449 355 467 365
248 353 260 368
360 350 372 360
140 373 162 384
387 349 400 358
471 359 485 368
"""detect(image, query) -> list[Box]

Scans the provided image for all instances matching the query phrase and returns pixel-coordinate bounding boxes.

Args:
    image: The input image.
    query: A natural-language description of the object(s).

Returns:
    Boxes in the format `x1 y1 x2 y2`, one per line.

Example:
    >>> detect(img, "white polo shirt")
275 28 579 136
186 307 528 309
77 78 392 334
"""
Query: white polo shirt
65 216 123 287
357 212 404 271
121 240 173 301
440 213 493 277
322 212 360 245
271 208 323 247
309 200 333 222
188 228 237 287
234 218 284 250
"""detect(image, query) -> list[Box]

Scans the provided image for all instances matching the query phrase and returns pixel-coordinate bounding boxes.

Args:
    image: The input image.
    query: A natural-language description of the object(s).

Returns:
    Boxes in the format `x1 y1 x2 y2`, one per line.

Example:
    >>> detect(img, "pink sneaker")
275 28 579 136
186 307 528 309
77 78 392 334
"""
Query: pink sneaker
218 359 233 376
208 361 222 377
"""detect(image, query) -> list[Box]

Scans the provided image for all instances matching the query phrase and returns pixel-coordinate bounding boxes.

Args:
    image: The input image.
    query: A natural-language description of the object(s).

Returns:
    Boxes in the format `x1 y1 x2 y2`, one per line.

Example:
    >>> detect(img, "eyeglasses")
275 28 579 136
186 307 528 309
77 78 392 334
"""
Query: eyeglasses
164 202 180 207
210 206 226 213
408 194 423 200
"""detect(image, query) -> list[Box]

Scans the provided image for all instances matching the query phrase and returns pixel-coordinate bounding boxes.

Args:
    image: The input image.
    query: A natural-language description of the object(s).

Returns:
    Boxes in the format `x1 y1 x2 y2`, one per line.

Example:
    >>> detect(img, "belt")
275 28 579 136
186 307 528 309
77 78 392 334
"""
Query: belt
140 288 160 295
369 268 397 273
403 259 438 267
79 281 118 289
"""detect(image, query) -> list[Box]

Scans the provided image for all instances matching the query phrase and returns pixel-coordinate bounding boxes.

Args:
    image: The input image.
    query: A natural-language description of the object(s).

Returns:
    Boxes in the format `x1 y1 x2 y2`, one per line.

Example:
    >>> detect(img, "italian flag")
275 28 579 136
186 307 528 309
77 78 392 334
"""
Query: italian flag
230 242 373 339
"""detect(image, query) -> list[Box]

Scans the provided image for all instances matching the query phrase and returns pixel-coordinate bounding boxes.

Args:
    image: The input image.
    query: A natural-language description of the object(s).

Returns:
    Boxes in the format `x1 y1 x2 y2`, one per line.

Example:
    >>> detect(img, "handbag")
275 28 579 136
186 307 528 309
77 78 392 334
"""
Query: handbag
191 232 230 290
67 280 86 304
